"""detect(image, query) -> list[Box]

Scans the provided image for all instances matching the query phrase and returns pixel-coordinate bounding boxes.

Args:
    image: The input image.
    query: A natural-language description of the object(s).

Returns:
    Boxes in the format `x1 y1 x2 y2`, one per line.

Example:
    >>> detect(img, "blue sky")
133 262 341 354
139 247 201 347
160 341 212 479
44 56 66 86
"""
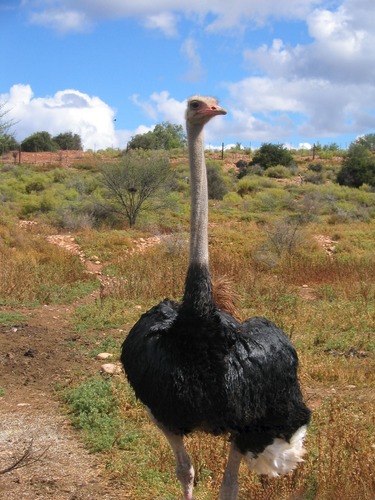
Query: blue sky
1 0 374 150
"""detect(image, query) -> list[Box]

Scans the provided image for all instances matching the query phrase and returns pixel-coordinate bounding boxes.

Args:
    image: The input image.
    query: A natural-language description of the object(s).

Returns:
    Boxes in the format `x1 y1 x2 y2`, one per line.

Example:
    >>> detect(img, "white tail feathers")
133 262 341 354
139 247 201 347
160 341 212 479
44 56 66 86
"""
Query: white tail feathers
245 425 307 478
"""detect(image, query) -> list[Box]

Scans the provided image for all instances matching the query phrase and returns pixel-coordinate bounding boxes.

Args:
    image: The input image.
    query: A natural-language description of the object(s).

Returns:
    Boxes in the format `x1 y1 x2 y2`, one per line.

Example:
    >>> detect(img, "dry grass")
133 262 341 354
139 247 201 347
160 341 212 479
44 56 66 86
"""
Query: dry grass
0 222 96 305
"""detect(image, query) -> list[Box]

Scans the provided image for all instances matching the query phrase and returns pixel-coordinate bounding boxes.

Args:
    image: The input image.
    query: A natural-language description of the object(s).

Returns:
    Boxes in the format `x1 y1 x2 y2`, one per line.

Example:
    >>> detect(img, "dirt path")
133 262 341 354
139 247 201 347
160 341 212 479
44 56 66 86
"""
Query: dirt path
0 300 127 499
0 232 125 499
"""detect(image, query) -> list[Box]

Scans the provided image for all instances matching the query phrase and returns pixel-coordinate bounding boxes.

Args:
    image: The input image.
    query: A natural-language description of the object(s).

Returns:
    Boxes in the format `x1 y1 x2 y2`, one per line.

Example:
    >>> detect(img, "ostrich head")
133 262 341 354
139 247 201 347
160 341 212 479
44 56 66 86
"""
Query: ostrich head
186 96 227 127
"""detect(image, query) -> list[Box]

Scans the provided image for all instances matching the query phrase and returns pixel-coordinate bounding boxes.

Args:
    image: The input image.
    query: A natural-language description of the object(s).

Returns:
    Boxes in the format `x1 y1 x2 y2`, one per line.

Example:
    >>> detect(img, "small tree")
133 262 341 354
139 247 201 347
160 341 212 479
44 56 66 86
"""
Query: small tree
53 132 82 150
127 130 156 150
337 138 375 188
0 133 19 153
207 166 228 200
356 133 375 151
127 122 186 150
100 150 171 227
21 131 59 152
235 159 249 179
251 143 293 169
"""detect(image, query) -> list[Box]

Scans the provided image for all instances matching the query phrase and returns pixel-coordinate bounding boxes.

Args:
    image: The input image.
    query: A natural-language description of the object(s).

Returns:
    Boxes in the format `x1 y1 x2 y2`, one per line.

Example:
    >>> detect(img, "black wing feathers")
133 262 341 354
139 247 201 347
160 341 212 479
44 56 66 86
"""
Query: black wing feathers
122 303 310 440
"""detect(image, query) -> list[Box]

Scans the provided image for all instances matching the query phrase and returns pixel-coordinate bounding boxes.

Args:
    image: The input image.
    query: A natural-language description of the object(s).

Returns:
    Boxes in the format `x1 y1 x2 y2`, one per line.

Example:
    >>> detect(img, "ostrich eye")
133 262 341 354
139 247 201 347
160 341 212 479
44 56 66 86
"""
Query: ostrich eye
190 101 200 109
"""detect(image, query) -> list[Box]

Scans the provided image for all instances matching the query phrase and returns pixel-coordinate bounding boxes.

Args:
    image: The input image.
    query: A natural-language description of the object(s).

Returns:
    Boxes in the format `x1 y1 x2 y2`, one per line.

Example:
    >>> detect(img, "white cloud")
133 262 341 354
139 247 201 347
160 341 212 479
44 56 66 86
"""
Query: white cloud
181 38 205 82
2 85 225 150
132 91 186 125
29 8 91 33
2 84 118 149
131 94 158 121
226 0 375 141
24 0 322 34
244 1 375 84
150 91 186 124
225 75 375 141
143 12 178 37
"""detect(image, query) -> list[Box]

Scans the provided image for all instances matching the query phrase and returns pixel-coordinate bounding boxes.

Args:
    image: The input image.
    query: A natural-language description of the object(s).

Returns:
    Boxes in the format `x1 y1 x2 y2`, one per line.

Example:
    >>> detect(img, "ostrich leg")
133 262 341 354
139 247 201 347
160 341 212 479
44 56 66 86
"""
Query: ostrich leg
162 428 195 500
218 442 242 500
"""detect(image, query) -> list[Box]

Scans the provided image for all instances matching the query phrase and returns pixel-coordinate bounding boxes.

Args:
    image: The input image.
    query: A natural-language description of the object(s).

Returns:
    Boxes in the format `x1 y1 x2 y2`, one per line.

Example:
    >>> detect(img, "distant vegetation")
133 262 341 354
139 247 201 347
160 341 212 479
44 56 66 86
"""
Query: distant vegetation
337 133 375 188
100 150 171 226
21 131 83 152
127 121 186 150
251 142 294 169
1 133 375 229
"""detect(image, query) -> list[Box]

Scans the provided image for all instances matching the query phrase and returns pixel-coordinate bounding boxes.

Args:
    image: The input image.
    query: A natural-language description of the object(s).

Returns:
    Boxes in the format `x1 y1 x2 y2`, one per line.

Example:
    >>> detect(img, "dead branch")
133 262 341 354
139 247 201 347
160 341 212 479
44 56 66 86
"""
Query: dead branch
0 438 50 475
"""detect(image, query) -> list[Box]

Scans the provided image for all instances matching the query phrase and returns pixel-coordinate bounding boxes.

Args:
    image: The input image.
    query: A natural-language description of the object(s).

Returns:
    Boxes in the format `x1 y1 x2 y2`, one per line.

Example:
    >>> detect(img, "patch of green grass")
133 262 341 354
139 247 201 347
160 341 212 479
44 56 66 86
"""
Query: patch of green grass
87 335 121 358
0 387 5 397
73 298 130 332
0 311 28 326
48 280 99 304
63 376 138 452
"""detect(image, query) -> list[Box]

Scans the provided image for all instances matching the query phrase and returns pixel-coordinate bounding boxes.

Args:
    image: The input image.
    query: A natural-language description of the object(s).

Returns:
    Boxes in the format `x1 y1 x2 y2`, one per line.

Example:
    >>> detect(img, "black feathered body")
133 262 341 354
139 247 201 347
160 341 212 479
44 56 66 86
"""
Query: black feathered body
121 264 310 456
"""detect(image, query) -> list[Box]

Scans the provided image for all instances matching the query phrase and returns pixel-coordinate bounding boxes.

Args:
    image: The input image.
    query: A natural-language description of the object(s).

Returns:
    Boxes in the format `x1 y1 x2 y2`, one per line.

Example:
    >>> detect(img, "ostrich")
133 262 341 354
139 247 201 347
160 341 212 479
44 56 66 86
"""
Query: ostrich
121 96 311 500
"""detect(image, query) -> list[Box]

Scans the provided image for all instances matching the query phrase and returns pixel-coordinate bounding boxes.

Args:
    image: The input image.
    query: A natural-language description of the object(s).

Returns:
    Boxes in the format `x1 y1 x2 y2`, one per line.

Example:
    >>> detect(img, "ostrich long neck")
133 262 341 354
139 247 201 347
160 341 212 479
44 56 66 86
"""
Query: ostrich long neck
182 121 214 316
188 122 209 265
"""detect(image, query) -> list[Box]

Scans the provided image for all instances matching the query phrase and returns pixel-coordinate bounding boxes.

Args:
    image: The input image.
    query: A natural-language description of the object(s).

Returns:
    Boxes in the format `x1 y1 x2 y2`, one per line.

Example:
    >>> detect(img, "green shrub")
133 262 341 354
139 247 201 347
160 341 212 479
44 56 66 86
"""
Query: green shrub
337 143 375 187
252 188 293 211
63 377 133 452
237 177 276 196
304 172 325 184
222 192 243 206
207 166 228 200
25 179 46 193
251 143 293 169
264 165 292 178
308 162 324 173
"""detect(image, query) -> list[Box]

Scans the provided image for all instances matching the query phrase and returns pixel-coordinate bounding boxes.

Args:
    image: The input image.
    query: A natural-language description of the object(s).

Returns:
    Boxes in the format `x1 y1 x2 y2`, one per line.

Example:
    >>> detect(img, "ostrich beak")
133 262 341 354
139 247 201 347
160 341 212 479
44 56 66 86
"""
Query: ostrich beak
200 105 227 117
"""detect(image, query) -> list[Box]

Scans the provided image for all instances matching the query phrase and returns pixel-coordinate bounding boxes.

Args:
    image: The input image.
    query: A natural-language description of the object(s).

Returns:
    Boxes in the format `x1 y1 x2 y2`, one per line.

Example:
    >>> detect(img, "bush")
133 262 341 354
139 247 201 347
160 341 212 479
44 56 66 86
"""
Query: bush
337 143 375 187
252 188 293 212
264 165 292 178
235 159 249 179
253 216 307 268
207 166 228 200
251 143 293 169
304 172 325 184
127 122 186 150
308 162 324 173
237 177 276 197
222 192 243 206
100 150 171 227
21 131 59 152
327 205 371 224
247 164 264 176
63 377 130 452
55 207 95 230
